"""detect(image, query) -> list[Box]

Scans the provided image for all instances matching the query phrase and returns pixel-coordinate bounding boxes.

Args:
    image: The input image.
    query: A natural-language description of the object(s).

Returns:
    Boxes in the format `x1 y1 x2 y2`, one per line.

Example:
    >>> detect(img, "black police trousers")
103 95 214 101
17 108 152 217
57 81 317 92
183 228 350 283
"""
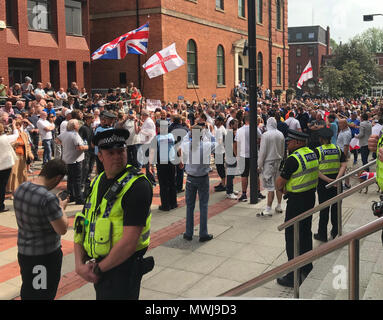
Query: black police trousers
94 255 144 300
284 190 315 280
317 182 339 239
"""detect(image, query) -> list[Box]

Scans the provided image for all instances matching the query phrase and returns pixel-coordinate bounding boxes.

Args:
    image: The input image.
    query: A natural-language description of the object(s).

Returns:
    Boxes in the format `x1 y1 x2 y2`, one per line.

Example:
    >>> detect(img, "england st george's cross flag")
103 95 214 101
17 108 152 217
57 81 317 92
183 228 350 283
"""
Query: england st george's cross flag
142 43 185 79
91 23 149 60
297 60 313 89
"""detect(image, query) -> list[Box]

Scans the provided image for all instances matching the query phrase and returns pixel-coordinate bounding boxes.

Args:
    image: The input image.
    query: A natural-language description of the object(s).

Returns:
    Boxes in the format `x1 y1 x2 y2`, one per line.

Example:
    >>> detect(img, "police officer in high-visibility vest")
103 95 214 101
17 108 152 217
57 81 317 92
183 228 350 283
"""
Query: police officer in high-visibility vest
313 128 347 242
276 129 319 288
73 128 154 300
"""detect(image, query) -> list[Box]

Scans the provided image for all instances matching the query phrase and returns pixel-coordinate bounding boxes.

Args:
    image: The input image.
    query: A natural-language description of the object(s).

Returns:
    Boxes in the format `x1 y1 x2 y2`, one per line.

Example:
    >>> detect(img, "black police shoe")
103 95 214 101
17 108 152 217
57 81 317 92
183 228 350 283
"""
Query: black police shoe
199 234 213 242
159 205 170 211
277 275 294 288
313 233 328 242
183 233 192 241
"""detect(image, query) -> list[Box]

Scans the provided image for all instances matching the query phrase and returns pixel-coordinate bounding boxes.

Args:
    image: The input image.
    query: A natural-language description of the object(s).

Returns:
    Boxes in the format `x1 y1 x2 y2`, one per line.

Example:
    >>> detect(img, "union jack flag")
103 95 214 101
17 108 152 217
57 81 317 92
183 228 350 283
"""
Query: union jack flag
91 23 149 60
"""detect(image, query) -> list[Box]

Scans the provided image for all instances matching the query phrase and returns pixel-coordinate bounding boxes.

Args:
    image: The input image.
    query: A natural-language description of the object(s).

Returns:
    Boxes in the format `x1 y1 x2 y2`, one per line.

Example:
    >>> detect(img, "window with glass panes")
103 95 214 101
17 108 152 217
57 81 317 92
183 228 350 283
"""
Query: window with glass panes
238 0 245 17
217 45 225 85
216 0 224 10
187 40 198 85
65 0 82 36
276 57 282 85
27 0 51 31
257 52 263 85
257 0 263 23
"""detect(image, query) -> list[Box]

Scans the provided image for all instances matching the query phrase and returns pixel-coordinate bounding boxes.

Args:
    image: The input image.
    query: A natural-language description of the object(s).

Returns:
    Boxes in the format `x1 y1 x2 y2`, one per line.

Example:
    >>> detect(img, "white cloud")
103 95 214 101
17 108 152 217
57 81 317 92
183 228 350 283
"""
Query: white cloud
288 0 383 43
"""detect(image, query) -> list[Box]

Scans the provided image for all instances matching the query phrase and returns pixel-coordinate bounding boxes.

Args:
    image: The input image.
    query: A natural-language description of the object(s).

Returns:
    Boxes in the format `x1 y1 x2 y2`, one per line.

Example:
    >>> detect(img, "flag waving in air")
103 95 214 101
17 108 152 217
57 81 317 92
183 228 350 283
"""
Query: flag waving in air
91 23 149 60
297 60 313 89
142 43 185 79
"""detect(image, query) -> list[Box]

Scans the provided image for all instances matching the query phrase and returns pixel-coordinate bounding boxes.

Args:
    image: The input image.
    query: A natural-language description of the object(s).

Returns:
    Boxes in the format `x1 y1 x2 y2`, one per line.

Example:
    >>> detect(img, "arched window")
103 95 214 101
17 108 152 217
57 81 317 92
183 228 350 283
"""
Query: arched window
238 55 243 82
187 39 197 85
257 0 263 24
276 57 282 85
276 0 282 30
257 52 263 85
217 45 225 85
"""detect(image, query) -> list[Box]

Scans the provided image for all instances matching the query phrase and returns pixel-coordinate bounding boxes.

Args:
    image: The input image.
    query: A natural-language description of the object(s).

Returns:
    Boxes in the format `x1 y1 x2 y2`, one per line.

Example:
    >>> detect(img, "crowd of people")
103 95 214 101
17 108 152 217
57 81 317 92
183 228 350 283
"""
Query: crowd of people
2 74 383 298
1 76 383 213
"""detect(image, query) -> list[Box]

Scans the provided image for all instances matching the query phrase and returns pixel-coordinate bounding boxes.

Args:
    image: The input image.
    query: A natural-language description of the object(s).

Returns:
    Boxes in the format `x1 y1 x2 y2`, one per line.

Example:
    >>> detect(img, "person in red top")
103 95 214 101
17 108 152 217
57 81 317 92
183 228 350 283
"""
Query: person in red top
131 87 142 106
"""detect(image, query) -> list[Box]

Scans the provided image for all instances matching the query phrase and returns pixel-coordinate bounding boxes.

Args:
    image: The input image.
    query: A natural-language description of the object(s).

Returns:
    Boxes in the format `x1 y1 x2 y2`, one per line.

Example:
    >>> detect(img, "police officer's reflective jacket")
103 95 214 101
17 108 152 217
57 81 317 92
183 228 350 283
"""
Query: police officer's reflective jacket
316 144 341 176
286 147 319 193
74 165 152 259
377 135 383 190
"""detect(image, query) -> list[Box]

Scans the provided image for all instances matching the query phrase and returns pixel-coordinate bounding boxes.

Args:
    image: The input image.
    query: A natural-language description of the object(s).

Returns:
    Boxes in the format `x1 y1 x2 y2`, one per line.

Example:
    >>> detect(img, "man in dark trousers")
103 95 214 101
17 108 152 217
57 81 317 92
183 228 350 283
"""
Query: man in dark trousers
314 128 347 242
276 129 319 287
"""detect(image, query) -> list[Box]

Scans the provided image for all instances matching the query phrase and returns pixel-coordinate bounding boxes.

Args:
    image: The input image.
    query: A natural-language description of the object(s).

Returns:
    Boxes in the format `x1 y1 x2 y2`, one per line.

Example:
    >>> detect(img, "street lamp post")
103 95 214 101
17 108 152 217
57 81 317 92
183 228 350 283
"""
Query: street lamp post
363 14 383 21
248 0 258 204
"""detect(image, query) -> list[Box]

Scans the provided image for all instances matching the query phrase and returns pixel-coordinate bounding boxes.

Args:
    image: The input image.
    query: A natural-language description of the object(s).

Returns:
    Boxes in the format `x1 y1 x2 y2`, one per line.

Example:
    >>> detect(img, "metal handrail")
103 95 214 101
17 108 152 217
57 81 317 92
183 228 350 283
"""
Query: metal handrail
275 177 376 297
220 216 383 299
278 178 376 231
326 159 376 188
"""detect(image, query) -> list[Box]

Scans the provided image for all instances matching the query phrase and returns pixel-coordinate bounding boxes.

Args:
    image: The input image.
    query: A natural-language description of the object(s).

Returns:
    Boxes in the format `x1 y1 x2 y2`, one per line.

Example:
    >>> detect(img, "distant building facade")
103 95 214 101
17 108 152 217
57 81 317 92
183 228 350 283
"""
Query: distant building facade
288 25 331 93
0 0 91 91
90 0 289 102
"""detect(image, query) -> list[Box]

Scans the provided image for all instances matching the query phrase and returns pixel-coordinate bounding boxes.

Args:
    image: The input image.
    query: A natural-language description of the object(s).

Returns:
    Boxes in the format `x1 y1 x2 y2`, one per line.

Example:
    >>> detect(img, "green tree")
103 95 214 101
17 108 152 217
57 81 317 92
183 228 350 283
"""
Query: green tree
329 38 338 52
329 39 380 91
352 27 383 54
320 65 343 98
340 60 366 98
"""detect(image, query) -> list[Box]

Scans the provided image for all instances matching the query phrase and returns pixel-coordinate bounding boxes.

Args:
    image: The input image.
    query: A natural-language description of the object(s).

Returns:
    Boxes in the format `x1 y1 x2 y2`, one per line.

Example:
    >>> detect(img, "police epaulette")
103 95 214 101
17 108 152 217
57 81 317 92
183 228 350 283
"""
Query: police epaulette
127 166 142 175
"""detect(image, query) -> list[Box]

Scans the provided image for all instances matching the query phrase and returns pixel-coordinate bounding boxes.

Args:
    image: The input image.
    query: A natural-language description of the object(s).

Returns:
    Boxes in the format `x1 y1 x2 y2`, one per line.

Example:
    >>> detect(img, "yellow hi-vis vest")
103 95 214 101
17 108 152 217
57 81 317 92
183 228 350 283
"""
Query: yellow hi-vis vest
316 144 341 176
286 147 319 193
74 165 152 259
377 135 383 190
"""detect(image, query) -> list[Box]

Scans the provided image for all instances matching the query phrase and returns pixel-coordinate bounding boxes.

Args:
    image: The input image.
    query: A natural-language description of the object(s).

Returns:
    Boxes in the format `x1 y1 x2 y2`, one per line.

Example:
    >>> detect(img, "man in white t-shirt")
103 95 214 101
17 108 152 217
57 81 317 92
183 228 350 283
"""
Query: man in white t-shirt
55 88 68 107
284 112 302 132
37 111 55 164
234 115 251 202
60 110 72 135
213 116 227 192
57 119 88 204
136 109 156 175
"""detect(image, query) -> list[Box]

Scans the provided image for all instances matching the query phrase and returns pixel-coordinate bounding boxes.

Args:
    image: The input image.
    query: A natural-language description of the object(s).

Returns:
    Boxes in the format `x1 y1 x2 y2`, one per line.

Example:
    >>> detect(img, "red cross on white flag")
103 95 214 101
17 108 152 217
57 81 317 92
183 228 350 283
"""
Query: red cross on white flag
143 43 185 79
297 60 313 89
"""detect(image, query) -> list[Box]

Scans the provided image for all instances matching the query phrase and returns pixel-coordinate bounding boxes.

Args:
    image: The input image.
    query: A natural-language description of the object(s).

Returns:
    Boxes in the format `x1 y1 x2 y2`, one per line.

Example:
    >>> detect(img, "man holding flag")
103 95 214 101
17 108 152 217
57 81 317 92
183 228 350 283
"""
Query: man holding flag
297 60 313 90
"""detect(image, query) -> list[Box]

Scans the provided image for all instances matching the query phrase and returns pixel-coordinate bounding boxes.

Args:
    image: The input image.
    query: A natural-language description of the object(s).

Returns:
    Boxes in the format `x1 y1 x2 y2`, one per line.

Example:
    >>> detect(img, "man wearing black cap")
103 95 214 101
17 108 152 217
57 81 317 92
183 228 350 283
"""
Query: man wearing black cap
73 128 154 299
276 129 319 287
93 111 117 174
313 127 347 242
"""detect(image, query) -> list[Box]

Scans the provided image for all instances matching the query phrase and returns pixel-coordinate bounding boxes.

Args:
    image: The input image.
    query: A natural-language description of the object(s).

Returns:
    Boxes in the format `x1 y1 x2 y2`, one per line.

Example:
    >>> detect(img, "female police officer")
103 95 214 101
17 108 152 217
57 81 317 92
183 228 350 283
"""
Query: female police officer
73 128 153 300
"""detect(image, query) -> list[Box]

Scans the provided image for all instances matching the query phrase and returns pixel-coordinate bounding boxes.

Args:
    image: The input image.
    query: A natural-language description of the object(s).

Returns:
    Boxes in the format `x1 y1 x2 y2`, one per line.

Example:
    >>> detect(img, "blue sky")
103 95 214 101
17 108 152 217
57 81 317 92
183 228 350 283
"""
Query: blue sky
288 0 383 43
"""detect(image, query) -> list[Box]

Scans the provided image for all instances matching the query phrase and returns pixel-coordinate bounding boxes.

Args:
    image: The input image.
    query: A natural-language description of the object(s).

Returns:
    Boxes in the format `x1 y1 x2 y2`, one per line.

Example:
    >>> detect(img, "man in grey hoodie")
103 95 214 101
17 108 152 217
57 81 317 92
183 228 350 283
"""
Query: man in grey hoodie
257 117 285 216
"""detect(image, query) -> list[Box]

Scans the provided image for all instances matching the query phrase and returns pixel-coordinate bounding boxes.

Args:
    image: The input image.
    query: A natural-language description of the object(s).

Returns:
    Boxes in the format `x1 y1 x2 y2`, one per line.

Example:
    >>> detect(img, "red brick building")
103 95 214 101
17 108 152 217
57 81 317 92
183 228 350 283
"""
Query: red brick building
288 25 331 93
90 0 289 102
0 0 90 91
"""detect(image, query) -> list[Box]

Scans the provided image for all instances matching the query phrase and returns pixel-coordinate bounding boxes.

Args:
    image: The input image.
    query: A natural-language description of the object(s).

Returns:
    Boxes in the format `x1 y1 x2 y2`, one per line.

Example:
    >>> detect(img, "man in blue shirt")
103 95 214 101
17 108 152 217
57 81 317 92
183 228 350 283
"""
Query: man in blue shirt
150 120 177 211
180 125 216 242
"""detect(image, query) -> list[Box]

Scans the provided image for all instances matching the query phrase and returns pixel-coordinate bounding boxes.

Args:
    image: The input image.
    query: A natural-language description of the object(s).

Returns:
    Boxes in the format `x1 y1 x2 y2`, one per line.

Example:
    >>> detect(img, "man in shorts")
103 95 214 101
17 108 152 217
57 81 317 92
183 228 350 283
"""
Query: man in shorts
257 117 285 216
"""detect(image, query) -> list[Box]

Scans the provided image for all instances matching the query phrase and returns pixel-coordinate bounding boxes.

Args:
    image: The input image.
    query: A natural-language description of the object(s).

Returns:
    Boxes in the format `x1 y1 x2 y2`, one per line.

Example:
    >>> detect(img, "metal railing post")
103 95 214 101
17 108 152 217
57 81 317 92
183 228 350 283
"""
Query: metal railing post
337 181 342 237
348 239 360 300
293 222 300 298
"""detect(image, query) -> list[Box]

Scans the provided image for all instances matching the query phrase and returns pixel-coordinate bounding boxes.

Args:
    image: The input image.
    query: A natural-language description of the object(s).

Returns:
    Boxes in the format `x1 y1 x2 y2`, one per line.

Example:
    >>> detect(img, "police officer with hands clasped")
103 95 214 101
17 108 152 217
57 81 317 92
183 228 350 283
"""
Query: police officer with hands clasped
276 129 319 288
73 128 154 300
313 128 347 243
